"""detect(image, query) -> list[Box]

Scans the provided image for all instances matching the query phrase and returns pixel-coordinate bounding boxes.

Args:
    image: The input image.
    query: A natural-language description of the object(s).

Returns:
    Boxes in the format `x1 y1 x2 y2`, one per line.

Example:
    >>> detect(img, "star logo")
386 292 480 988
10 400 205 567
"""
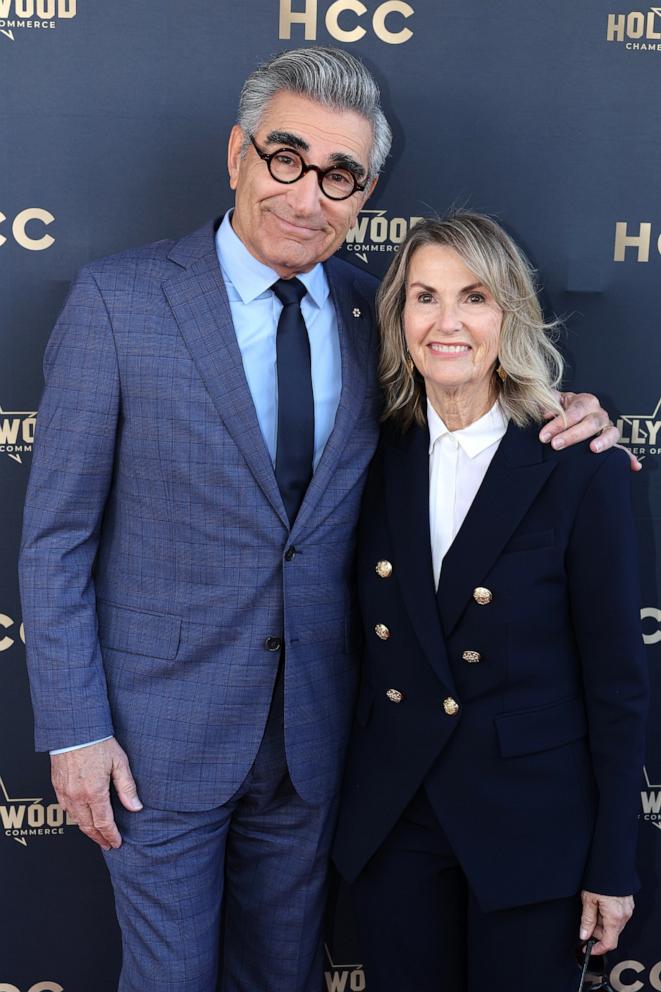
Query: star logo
617 396 661 462
641 766 661 832
0 776 42 847
324 945 365 988
0 405 37 464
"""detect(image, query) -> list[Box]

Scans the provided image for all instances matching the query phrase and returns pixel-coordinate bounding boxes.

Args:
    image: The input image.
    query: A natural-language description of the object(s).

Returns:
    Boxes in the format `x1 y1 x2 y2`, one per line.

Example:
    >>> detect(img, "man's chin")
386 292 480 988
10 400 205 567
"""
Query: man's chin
270 245 334 275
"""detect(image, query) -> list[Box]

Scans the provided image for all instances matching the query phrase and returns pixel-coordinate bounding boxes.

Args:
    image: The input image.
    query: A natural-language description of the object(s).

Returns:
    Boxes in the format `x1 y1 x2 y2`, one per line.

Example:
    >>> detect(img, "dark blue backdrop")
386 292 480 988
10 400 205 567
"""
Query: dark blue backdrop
1 2 659 989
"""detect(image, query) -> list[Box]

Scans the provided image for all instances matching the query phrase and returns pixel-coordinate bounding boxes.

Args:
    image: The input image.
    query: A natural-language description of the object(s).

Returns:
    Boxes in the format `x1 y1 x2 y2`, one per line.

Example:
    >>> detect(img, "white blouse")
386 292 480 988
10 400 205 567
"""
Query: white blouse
428 399 509 588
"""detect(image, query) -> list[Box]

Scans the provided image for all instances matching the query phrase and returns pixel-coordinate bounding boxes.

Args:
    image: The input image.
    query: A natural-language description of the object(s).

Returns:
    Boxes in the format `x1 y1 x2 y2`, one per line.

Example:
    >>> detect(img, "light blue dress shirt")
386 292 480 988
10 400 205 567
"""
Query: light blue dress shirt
52 212 343 754
215 211 342 470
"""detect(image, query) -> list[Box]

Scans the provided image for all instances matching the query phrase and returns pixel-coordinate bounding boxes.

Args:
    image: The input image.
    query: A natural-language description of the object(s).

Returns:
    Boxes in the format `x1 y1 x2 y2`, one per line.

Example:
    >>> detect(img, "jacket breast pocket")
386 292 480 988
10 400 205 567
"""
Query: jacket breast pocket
503 528 555 554
97 601 181 660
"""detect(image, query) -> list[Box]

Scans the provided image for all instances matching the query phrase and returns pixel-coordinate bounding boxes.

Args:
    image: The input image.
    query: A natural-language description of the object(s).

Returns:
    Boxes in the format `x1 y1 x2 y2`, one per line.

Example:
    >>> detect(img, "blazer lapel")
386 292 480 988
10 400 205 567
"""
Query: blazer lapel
437 421 557 638
291 259 371 537
383 423 456 691
162 224 288 527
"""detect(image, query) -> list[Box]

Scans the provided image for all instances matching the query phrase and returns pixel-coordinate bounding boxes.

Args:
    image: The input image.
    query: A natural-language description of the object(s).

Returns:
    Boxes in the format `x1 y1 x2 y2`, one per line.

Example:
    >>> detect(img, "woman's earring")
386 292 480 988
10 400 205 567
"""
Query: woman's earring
496 363 507 382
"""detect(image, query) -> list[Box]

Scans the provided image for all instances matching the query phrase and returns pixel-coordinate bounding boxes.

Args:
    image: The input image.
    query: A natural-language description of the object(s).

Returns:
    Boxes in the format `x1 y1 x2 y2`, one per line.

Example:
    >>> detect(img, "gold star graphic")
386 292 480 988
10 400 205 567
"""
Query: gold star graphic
0 775 42 847
619 396 661 462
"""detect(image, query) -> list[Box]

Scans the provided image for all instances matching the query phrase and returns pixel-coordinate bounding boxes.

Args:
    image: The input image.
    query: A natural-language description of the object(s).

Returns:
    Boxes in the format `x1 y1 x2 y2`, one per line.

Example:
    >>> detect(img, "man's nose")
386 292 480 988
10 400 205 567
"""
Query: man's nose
287 169 324 215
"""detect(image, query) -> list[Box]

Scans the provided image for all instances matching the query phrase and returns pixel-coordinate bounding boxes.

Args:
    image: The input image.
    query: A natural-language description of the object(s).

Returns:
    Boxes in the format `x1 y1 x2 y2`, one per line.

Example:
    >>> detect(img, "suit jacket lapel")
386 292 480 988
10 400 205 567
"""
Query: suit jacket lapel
291 258 371 537
437 420 557 637
162 224 288 527
383 423 456 691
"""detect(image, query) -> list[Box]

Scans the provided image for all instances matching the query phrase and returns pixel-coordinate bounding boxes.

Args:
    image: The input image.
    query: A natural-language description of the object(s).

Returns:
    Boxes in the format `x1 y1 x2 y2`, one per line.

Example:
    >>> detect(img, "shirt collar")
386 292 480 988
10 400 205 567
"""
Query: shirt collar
215 210 329 309
427 399 509 458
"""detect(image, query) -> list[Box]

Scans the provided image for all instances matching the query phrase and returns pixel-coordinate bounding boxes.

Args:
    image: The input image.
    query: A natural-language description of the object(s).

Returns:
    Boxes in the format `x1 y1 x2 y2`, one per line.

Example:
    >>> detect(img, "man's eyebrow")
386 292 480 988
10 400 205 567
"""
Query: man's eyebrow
265 130 309 151
264 131 367 179
328 153 366 179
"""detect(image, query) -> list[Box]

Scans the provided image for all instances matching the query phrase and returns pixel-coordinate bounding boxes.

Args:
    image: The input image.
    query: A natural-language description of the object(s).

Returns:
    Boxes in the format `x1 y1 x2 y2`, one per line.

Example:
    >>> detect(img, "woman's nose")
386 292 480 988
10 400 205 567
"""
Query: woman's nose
435 302 462 333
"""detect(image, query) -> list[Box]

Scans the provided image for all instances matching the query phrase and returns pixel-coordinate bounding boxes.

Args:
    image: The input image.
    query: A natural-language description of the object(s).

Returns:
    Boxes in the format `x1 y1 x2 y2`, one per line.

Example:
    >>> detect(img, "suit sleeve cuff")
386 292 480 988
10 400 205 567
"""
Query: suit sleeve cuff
50 736 113 755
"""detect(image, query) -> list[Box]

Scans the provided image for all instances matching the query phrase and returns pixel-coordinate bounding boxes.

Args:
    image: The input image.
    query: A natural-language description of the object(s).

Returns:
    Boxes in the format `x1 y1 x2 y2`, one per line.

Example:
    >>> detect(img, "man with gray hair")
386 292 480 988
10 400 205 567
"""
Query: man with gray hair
19 46 618 990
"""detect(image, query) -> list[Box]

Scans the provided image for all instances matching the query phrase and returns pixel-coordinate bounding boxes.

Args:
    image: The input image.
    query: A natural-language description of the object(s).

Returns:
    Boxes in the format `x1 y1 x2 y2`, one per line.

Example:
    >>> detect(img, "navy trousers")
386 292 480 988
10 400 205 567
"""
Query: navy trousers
350 787 582 992
104 667 337 992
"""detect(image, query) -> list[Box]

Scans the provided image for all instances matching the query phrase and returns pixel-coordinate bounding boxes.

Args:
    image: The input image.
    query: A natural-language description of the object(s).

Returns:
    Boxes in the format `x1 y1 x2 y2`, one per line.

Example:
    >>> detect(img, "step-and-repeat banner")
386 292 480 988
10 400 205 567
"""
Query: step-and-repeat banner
1 2 660 989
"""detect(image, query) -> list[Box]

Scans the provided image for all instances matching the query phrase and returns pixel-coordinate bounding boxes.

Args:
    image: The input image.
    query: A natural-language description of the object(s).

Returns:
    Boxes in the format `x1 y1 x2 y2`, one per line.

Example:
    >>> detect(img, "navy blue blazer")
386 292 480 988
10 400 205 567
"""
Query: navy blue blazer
20 220 381 810
333 418 648 912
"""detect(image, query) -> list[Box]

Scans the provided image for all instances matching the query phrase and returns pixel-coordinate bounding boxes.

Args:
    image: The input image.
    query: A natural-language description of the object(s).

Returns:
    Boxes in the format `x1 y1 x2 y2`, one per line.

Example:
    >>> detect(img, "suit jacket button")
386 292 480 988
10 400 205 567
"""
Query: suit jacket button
386 688 404 703
375 623 390 640
375 560 393 578
443 697 460 716
284 547 296 562
264 636 282 652
462 650 481 663
473 587 493 605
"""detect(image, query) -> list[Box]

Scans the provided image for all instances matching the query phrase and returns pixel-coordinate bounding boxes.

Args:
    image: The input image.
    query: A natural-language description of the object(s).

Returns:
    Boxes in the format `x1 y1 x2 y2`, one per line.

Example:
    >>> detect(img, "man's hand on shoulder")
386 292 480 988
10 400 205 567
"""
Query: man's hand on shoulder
50 737 143 850
539 391 642 471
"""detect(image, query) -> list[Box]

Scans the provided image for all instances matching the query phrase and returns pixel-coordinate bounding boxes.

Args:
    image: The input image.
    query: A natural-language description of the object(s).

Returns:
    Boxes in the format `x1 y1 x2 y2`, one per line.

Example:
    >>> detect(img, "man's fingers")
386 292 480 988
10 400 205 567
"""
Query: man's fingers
540 392 611 445
89 797 122 849
66 801 113 851
49 739 133 849
543 414 609 450
608 440 643 471
112 755 143 813
587 424 620 453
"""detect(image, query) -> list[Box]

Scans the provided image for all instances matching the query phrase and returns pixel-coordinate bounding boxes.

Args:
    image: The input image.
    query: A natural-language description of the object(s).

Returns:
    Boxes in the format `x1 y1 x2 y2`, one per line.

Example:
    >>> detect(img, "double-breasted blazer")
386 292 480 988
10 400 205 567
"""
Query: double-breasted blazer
19 220 381 810
333 417 648 912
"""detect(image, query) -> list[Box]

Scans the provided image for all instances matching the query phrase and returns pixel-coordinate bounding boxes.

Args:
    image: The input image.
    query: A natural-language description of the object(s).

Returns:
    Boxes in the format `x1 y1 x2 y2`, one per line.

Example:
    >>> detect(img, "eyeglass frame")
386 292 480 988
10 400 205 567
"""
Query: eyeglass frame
248 135 369 201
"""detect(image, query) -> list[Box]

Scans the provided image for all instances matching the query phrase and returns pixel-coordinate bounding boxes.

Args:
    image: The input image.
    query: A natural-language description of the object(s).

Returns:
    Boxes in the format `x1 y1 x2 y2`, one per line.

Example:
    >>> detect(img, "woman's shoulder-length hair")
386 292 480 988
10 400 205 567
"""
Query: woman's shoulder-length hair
377 211 565 430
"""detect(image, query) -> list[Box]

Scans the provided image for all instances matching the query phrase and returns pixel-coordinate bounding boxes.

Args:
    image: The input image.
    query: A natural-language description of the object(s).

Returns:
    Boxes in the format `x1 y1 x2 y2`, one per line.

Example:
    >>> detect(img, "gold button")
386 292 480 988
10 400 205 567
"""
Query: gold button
462 650 481 663
375 560 393 579
386 688 403 704
473 586 493 605
443 697 460 716
375 623 390 640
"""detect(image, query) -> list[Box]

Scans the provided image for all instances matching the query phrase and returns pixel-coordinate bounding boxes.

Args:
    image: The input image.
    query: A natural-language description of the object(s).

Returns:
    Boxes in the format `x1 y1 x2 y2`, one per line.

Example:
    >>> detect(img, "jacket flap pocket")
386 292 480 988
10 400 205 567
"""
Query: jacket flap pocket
503 528 555 554
97 601 181 660
495 696 587 757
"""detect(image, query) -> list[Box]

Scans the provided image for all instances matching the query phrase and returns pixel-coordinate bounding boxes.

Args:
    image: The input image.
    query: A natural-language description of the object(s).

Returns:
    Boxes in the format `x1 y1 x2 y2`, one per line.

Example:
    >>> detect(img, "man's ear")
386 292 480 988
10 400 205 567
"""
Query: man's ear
227 125 245 190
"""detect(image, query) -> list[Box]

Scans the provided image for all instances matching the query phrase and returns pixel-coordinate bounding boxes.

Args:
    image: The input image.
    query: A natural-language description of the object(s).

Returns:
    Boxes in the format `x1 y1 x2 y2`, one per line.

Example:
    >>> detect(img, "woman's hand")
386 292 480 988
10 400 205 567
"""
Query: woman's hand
579 890 635 954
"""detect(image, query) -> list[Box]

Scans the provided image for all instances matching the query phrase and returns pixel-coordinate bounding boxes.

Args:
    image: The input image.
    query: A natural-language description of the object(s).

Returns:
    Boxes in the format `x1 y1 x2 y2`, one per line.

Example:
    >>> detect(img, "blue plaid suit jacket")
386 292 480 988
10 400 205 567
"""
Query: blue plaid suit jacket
19 220 381 809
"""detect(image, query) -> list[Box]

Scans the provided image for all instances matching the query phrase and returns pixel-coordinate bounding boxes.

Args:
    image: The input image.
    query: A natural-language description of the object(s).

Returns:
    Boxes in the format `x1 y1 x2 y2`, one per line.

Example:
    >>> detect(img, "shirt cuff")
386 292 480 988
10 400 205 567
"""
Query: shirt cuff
50 736 113 755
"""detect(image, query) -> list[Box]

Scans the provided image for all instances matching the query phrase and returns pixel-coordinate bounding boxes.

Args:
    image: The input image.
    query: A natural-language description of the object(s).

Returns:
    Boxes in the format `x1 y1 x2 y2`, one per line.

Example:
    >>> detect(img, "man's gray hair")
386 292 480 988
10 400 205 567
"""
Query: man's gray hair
237 46 392 178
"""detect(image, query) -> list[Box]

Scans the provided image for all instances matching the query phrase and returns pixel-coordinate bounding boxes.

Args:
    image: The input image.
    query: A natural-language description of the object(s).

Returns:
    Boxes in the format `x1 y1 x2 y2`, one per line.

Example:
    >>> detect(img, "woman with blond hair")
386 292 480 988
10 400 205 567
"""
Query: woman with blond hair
333 212 648 991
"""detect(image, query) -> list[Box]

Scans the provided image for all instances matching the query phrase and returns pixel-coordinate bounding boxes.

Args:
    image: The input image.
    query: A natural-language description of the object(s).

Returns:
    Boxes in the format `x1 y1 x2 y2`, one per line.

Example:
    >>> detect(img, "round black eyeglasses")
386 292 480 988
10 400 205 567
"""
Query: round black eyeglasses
249 135 367 201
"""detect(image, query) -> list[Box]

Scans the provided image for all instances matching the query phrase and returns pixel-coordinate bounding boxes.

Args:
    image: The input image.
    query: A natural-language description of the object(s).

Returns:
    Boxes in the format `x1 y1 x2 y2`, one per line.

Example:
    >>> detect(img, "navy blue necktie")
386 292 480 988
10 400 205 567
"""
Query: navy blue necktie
271 278 314 524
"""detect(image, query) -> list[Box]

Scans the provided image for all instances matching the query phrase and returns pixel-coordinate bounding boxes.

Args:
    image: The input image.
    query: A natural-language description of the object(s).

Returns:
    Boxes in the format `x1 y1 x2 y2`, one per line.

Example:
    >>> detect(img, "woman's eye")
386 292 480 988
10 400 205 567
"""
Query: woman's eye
467 293 486 303
418 293 434 304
